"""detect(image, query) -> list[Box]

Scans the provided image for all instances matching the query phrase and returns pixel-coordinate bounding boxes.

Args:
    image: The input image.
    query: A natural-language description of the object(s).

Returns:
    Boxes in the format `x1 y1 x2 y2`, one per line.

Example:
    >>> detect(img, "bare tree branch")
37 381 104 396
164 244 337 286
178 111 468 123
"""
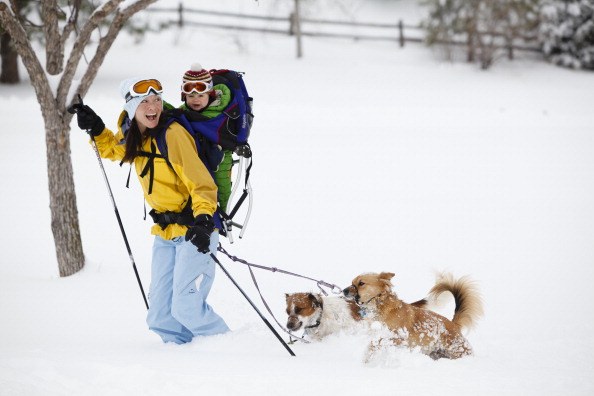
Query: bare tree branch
8 0 18 14
0 2 53 117
56 0 123 109
74 0 158 102
58 0 158 109
121 0 159 17
59 0 81 54
42 0 64 74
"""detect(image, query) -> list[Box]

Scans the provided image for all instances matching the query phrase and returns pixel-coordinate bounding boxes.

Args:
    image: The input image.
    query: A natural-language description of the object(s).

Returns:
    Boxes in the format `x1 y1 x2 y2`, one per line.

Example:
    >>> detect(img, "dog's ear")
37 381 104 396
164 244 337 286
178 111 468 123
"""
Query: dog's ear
379 272 395 280
379 272 395 287
307 293 322 308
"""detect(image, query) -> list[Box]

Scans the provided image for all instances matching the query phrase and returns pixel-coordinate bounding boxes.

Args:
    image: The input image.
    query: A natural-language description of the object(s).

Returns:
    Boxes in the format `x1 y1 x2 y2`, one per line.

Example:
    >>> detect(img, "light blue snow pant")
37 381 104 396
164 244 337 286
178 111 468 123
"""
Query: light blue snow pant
146 232 229 344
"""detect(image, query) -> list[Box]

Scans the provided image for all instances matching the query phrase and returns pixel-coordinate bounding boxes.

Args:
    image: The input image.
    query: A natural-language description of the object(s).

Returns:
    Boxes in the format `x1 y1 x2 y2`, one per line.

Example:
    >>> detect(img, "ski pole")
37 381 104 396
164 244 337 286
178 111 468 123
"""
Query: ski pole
210 252 296 357
69 95 149 310
90 134 149 310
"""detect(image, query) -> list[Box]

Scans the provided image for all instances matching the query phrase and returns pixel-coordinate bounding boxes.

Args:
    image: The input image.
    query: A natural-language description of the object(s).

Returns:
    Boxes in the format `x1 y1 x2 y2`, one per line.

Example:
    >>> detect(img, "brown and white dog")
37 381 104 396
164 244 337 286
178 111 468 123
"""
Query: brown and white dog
285 292 430 341
285 293 364 340
343 272 483 360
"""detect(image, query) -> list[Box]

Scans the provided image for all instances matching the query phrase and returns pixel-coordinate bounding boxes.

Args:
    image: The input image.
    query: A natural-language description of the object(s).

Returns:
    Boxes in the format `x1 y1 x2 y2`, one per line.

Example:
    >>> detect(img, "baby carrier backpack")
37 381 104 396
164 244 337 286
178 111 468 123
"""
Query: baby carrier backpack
158 69 254 242
185 69 253 152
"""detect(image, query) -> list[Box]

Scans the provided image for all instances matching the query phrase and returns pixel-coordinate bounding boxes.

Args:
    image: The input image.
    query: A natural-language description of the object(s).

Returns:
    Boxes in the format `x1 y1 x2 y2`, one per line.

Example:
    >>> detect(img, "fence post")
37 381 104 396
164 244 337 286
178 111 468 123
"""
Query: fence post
178 2 184 28
293 0 303 58
289 12 295 35
398 20 404 47
506 34 514 60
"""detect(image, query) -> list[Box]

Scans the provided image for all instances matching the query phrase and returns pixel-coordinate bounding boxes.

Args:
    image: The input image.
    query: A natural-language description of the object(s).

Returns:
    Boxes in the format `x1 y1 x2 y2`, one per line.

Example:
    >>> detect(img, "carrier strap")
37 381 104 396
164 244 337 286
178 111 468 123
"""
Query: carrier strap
126 166 132 189
136 139 174 195
149 198 194 230
229 190 248 219
137 140 161 195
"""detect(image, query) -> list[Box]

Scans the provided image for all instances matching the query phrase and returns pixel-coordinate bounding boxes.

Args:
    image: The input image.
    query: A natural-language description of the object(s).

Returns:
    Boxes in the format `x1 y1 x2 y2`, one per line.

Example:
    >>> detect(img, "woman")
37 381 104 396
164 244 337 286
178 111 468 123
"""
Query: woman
70 77 229 344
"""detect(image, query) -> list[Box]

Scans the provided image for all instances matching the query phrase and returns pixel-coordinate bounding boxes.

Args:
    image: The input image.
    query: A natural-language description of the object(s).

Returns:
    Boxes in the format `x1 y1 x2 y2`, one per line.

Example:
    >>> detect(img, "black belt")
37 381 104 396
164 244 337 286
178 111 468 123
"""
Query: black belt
149 198 193 230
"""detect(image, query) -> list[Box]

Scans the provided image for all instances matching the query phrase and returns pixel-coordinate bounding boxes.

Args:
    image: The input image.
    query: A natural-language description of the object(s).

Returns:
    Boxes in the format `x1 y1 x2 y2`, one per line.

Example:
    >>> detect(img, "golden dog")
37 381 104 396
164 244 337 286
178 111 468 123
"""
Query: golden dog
343 272 483 360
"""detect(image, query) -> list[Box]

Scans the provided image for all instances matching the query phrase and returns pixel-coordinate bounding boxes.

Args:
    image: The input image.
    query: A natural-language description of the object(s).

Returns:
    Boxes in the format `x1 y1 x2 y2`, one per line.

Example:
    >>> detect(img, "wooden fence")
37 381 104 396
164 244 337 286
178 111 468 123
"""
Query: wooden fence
144 4 423 54
143 3 539 59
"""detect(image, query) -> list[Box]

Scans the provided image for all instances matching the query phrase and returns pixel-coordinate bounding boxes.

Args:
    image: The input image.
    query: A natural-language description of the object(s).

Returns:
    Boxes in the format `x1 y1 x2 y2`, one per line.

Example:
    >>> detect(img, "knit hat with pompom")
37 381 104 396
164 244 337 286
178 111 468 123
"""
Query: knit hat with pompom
181 63 213 101
182 62 212 85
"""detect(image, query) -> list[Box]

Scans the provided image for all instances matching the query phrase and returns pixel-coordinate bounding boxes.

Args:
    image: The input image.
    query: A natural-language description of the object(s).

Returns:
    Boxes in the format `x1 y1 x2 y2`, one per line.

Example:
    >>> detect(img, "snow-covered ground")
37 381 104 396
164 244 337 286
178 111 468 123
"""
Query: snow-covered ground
1 1 594 395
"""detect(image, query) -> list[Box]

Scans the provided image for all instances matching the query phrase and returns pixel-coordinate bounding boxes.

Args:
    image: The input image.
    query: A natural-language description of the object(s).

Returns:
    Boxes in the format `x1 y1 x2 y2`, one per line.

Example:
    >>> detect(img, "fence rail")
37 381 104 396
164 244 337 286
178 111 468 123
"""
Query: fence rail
143 3 539 57
144 4 424 45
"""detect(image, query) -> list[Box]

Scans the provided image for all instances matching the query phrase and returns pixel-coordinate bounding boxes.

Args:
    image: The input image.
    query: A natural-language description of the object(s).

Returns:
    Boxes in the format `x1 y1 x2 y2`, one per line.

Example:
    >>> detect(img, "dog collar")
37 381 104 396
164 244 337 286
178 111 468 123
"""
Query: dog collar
358 306 369 318
362 291 385 305
304 320 321 329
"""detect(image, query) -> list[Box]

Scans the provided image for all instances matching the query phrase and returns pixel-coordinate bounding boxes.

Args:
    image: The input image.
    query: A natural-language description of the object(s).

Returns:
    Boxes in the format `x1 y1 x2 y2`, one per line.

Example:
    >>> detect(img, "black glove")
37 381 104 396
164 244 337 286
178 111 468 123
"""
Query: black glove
234 144 252 158
68 98 105 137
185 214 215 254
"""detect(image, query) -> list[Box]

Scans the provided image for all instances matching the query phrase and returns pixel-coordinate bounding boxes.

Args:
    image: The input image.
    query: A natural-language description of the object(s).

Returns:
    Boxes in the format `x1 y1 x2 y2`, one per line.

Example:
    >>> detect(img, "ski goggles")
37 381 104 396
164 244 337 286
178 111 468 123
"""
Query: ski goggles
181 80 213 95
125 79 163 102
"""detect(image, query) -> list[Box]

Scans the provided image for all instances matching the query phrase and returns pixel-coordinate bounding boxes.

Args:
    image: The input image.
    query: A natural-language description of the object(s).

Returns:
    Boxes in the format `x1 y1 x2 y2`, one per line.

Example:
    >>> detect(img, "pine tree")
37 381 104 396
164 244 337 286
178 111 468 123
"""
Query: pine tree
540 0 594 70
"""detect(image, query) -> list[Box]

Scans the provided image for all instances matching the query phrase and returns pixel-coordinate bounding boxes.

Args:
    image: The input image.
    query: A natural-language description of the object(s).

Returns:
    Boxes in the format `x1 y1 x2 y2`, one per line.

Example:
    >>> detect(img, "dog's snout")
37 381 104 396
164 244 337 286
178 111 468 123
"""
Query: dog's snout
286 315 302 331
343 285 361 304
343 285 355 297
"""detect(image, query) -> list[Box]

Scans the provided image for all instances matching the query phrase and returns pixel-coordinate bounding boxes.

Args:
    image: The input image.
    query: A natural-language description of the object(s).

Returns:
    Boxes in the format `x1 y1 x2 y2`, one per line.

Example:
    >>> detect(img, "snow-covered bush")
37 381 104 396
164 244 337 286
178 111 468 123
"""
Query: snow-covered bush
422 0 540 69
540 0 594 70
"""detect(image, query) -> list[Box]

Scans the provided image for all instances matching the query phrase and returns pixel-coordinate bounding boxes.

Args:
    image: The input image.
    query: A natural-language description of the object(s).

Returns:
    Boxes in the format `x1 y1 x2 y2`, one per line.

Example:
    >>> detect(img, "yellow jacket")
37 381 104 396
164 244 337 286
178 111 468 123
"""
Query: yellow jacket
93 112 218 240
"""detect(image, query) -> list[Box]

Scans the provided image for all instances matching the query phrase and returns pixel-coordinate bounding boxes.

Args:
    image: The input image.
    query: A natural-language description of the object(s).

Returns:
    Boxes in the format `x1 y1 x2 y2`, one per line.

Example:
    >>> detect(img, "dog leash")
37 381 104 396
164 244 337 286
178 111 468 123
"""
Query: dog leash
217 244 343 296
244 260 311 344
216 244 343 343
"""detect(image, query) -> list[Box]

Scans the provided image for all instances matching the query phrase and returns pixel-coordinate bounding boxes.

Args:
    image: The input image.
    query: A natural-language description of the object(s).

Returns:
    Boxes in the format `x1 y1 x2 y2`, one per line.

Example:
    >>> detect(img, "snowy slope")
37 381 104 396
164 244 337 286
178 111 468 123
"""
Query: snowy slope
1 1 594 395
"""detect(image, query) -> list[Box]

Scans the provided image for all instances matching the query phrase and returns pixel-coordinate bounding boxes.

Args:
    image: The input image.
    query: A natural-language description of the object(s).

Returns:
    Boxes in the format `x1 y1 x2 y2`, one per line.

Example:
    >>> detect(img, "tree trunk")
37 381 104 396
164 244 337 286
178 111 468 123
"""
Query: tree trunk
0 31 19 83
45 107 84 277
467 31 476 62
0 0 159 277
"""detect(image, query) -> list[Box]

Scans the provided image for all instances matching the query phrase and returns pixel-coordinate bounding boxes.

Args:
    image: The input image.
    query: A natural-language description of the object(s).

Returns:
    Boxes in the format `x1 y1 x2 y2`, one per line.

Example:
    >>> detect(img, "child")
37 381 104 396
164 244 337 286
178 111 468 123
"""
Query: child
179 63 234 213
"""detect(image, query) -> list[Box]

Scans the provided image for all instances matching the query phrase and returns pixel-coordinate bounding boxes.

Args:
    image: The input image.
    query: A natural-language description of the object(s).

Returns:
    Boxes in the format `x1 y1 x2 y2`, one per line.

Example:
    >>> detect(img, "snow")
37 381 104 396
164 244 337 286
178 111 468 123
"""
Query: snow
1 0 594 395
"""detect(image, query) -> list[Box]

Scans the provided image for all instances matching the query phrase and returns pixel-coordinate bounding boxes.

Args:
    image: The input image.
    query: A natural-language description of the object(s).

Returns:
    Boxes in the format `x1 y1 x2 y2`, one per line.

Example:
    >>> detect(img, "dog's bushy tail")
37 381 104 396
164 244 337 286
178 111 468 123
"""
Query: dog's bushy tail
429 272 484 330
410 298 428 309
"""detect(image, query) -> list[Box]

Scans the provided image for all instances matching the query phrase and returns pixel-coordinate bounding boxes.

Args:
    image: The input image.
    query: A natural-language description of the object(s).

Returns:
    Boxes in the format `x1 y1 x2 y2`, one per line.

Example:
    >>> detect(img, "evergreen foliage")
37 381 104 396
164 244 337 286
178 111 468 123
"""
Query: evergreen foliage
540 0 594 70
